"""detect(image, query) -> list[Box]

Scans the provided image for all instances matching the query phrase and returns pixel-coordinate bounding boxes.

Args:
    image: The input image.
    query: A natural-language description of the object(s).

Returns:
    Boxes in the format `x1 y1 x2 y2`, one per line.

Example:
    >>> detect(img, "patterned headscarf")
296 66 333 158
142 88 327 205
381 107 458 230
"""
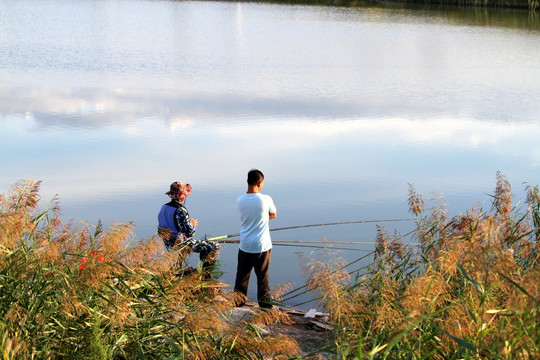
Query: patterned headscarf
166 181 192 200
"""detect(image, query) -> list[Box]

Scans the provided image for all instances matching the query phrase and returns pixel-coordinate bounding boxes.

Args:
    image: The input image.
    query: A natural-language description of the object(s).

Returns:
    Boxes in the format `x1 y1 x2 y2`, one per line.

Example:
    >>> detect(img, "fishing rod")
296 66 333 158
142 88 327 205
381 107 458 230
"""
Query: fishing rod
205 217 415 242
271 243 375 252
202 238 376 251
280 226 418 301
213 239 419 246
281 251 382 308
281 250 375 301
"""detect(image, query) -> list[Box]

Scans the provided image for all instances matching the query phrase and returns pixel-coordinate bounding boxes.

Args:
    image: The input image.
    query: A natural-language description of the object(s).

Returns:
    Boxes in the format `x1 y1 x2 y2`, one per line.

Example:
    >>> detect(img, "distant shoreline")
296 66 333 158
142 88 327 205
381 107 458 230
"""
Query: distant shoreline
232 0 537 11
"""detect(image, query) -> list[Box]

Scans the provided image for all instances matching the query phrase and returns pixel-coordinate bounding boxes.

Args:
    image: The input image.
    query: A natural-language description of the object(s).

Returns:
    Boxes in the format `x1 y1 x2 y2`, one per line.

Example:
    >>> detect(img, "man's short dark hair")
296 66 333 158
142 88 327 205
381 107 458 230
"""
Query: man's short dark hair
247 169 264 186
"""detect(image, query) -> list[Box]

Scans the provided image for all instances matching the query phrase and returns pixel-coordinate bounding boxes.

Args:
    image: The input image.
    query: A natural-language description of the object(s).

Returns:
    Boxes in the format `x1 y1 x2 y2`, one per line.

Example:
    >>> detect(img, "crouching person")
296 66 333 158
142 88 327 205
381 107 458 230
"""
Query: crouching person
157 181 218 277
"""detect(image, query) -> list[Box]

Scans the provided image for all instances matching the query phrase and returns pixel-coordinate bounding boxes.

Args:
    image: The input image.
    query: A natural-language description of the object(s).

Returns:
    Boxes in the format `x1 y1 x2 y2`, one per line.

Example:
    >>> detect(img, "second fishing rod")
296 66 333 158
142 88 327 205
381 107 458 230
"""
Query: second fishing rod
203 217 416 244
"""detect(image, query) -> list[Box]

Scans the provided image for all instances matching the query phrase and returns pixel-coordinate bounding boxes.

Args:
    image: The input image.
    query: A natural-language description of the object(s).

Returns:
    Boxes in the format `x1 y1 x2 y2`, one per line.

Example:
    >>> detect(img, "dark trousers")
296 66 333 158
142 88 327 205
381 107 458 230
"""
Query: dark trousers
234 249 272 308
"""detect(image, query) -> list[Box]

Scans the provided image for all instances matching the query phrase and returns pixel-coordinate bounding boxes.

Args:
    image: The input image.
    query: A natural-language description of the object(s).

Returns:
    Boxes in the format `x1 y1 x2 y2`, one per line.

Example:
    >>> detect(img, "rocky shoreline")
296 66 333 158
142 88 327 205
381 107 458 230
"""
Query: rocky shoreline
230 301 334 358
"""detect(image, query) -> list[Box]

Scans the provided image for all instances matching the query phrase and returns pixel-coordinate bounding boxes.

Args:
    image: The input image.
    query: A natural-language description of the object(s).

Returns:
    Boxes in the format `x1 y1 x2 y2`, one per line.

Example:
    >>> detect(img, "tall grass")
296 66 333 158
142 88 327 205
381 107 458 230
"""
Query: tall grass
3 176 538 358
302 172 539 358
0 180 299 359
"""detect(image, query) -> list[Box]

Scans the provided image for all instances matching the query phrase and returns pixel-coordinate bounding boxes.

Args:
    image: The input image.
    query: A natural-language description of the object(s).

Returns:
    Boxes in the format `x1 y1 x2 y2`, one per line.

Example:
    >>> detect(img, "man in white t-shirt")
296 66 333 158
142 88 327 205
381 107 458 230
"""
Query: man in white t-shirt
234 169 277 308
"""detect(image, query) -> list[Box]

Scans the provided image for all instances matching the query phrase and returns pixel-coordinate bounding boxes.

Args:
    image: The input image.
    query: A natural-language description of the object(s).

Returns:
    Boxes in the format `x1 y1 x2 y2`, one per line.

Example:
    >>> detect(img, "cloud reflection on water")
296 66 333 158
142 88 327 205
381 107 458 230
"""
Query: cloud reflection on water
2 81 539 132
1 0 539 310
1 84 539 209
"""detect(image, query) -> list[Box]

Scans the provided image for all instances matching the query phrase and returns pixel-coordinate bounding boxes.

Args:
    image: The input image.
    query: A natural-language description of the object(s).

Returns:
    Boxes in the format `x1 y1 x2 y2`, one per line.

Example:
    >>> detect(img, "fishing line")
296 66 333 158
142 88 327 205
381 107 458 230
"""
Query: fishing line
205 217 416 242
281 227 418 301
207 219 418 306
271 239 414 245
212 238 407 248
213 239 381 245
272 243 374 252
271 218 415 232
289 260 376 309
289 297 316 309
282 258 375 307
209 239 374 252
281 250 375 301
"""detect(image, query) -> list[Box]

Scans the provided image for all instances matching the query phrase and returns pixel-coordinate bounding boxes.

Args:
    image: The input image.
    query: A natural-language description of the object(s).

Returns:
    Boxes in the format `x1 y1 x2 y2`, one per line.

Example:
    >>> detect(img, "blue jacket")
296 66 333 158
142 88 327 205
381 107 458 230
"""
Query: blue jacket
157 200 196 249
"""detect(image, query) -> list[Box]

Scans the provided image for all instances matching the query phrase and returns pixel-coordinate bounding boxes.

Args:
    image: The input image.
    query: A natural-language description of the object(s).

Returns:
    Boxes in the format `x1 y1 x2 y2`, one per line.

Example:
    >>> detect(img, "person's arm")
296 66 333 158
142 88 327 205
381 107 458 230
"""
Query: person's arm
175 206 196 238
267 196 277 220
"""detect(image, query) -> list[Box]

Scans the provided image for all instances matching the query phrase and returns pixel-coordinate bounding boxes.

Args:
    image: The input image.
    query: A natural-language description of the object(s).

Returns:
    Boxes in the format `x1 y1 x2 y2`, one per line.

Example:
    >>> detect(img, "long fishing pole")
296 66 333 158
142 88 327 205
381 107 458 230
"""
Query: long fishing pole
281 250 375 301
280 227 418 301
214 239 419 246
282 258 375 304
288 256 378 307
271 243 375 252
204 238 374 251
205 217 415 242
282 255 377 308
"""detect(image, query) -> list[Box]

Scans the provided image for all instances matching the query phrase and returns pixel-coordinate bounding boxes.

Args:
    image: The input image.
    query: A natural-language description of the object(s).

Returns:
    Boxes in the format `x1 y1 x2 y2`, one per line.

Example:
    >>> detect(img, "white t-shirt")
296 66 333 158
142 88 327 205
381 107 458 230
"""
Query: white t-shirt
237 193 277 253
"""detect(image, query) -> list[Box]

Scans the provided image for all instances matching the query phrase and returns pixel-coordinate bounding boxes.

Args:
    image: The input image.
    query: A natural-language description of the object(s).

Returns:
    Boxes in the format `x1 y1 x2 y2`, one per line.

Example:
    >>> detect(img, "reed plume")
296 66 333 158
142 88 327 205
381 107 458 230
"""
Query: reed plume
0 180 302 359
300 173 539 358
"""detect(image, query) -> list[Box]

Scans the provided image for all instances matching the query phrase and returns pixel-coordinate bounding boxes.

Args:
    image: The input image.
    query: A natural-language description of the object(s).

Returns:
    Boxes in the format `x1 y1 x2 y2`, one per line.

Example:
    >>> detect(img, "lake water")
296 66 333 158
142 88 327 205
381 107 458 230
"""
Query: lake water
1 0 539 309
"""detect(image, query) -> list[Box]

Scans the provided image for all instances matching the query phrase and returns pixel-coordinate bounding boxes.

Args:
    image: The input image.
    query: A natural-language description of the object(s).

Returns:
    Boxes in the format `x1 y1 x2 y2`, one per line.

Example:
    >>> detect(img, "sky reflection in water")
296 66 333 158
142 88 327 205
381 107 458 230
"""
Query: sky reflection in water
2 84 539 250
1 0 540 308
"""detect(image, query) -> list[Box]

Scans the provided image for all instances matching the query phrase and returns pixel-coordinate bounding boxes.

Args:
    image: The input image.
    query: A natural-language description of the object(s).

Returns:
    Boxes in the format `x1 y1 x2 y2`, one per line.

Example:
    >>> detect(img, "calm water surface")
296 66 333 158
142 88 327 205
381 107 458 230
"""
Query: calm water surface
1 0 539 308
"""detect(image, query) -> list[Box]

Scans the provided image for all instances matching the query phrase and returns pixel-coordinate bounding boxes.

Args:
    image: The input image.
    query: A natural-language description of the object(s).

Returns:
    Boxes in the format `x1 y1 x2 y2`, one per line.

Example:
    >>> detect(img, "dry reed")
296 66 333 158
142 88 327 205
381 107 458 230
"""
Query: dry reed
301 172 539 358
2 174 538 358
0 179 301 359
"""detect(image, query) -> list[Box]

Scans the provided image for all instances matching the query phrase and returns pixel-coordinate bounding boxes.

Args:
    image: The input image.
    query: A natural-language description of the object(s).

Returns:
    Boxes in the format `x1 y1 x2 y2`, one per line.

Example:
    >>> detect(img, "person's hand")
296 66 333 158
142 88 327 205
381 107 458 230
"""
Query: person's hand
190 218 198 227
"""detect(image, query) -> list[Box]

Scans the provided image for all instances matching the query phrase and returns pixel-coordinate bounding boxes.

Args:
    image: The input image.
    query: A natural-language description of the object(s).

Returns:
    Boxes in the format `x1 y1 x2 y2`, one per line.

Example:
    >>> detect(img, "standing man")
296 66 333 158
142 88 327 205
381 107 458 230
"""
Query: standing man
234 169 277 309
